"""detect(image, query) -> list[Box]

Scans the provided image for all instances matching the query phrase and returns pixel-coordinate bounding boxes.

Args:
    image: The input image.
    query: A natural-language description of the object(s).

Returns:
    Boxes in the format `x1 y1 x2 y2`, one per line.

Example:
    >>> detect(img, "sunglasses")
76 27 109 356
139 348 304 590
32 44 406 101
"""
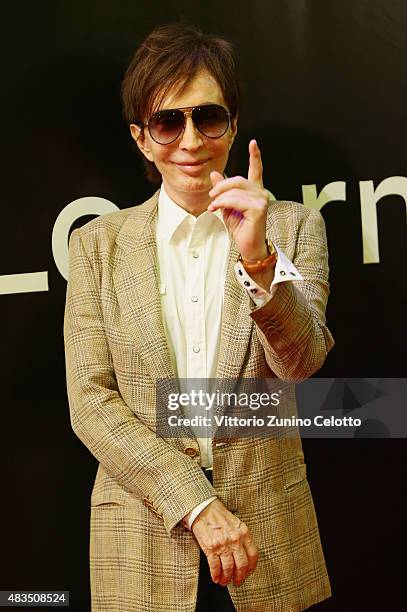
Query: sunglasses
138 104 232 145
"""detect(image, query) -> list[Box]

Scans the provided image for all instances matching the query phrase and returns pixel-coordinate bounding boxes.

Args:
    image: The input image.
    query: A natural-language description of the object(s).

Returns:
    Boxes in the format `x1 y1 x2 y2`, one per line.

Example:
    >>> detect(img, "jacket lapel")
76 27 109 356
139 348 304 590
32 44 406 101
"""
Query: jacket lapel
113 189 176 383
215 238 253 381
213 212 274 423
215 207 275 382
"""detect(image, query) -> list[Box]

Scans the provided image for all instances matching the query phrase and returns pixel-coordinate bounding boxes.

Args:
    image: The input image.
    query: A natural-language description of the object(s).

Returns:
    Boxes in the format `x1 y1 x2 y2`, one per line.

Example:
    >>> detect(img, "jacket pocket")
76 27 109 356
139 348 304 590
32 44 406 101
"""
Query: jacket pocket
90 464 127 507
90 486 125 507
283 463 307 492
91 499 123 508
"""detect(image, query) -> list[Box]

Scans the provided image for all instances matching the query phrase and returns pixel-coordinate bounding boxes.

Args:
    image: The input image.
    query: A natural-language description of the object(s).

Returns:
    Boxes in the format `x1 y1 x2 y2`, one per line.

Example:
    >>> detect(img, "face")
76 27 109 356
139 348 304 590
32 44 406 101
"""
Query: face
130 69 238 214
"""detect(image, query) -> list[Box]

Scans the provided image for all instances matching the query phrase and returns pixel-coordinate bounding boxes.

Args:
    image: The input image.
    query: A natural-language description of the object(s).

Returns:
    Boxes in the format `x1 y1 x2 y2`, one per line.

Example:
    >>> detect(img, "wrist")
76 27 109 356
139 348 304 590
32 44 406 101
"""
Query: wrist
242 245 268 263
182 496 217 531
239 239 276 273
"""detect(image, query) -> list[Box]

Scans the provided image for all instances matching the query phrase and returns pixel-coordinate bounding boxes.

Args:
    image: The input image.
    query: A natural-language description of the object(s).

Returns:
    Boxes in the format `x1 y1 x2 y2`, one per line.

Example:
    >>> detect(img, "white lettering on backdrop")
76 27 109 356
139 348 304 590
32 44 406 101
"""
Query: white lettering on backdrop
0 178 406 295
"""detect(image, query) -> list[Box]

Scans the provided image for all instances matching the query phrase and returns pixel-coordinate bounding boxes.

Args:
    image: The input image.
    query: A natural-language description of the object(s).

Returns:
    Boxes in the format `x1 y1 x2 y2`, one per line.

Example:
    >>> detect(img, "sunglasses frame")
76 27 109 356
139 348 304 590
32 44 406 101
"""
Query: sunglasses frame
137 104 232 145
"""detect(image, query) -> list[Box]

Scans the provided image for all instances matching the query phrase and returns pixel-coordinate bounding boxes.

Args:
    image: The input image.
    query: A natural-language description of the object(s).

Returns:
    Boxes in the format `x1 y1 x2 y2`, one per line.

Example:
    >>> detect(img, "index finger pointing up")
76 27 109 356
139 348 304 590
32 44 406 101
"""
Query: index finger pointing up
247 139 264 187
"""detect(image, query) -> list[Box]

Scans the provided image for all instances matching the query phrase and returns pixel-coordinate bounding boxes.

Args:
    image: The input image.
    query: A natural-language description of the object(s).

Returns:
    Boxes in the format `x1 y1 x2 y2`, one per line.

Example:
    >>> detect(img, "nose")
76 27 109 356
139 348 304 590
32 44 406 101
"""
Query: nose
179 112 204 149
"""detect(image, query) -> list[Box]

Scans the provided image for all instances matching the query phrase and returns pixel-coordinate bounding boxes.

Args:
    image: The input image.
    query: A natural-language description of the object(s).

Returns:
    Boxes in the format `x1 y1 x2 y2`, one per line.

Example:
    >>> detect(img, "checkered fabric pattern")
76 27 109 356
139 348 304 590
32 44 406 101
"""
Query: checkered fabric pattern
63 188 334 611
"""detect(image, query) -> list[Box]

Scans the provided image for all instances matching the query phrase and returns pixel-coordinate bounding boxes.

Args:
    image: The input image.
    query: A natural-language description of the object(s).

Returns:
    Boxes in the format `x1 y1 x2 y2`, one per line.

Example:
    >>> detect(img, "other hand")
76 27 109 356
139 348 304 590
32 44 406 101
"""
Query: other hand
191 498 258 587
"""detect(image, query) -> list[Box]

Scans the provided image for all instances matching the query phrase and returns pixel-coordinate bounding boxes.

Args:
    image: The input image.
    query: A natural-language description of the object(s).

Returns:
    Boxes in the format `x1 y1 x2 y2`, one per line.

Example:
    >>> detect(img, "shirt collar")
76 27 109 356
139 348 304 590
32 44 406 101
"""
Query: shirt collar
157 181 227 243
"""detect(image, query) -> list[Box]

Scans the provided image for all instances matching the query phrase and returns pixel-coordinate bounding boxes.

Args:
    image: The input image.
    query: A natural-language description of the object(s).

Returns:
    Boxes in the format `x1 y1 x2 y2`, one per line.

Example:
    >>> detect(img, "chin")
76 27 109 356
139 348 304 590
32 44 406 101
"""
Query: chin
172 174 211 193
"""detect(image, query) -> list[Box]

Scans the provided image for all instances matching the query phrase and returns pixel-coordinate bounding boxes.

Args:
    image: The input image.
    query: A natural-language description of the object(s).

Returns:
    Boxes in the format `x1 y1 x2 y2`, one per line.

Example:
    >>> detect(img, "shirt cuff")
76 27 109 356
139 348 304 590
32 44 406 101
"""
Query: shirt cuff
234 243 303 308
183 496 217 530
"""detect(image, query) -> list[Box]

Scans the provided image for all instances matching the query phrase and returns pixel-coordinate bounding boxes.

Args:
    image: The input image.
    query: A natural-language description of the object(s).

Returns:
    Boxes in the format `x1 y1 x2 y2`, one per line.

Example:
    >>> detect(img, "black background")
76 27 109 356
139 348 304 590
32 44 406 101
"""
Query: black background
1 1 406 610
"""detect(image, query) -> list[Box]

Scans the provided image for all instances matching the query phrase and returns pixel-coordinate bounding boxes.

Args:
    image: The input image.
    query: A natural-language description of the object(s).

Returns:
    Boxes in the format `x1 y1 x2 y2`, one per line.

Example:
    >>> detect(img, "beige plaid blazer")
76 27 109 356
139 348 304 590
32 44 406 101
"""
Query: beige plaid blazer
64 187 334 612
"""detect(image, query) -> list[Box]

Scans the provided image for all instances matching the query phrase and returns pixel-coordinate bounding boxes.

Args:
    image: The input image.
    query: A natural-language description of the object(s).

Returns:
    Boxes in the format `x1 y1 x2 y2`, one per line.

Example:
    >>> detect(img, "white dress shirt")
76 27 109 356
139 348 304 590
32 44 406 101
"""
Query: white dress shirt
156 182 303 529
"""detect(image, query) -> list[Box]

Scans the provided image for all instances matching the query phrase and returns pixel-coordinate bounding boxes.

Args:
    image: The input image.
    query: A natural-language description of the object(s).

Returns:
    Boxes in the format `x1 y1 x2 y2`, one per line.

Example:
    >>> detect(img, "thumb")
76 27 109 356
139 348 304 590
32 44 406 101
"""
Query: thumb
209 170 225 188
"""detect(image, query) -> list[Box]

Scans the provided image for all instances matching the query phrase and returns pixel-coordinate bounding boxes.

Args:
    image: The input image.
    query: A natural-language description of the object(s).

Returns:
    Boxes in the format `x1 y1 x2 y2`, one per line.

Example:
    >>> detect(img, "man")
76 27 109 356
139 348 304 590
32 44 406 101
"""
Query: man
64 23 334 611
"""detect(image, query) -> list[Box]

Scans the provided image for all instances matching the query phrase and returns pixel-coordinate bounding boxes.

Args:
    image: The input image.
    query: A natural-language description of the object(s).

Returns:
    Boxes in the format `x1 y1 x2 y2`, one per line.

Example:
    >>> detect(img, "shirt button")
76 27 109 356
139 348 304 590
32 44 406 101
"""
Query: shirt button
193 346 200 353
184 447 198 457
191 295 199 302
192 251 199 258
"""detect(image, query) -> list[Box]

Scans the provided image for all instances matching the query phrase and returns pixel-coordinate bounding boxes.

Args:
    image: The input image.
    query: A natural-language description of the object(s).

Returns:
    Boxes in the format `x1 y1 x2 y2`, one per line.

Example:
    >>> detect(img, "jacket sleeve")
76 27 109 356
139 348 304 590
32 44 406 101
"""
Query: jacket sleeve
63 228 216 536
249 208 335 382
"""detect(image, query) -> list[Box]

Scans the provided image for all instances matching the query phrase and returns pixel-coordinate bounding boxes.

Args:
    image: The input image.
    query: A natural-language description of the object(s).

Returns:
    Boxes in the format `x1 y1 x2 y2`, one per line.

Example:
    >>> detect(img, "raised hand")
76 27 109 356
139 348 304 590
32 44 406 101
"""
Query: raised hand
208 139 270 262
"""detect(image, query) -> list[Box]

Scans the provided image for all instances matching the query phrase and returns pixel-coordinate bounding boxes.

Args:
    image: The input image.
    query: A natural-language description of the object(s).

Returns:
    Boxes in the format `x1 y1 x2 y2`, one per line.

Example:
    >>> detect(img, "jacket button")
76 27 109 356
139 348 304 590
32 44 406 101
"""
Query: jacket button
184 447 198 457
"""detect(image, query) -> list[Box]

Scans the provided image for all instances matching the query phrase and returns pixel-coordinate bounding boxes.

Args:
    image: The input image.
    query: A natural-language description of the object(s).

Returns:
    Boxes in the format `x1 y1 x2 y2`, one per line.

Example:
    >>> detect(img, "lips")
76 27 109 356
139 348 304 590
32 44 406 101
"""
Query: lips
175 160 209 166
173 159 210 175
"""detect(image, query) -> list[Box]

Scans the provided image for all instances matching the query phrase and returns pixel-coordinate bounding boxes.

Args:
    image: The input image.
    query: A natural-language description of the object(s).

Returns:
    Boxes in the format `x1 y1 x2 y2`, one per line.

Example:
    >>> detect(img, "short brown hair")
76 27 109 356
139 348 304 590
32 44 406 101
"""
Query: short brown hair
121 22 242 184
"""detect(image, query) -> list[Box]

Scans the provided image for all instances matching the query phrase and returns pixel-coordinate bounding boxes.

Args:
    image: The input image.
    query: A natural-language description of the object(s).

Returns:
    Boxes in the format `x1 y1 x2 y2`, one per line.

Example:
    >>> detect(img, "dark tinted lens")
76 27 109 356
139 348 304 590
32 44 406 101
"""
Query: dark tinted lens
193 105 229 137
149 110 184 144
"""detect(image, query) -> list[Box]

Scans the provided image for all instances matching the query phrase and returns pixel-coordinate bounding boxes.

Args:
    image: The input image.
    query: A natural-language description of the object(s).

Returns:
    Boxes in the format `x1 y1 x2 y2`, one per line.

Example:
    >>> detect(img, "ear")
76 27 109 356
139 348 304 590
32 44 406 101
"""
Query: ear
228 112 238 150
129 124 154 162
